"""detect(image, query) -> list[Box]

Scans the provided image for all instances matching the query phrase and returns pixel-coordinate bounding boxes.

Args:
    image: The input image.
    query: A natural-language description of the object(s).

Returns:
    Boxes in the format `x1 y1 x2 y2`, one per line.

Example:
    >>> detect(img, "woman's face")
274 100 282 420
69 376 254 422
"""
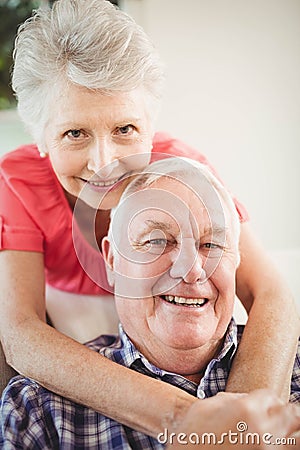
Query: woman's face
41 82 155 210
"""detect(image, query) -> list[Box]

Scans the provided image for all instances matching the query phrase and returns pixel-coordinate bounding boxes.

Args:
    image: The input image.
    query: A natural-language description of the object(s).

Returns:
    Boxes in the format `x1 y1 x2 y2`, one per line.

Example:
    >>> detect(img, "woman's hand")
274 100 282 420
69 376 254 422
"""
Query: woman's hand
167 389 300 450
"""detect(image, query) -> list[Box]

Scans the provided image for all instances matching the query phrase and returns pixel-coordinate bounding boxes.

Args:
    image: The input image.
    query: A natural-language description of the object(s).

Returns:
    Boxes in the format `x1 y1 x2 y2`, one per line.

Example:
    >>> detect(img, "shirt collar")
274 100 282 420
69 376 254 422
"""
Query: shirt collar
112 319 238 384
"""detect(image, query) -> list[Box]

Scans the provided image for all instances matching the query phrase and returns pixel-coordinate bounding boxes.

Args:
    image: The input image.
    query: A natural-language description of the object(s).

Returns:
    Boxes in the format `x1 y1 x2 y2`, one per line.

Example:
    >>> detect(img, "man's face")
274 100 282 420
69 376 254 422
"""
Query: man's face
103 175 239 371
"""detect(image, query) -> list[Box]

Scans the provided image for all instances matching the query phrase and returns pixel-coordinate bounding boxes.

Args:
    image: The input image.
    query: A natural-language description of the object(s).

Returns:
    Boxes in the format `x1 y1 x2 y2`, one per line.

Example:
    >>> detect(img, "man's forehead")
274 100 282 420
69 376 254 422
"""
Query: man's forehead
149 176 201 201
134 215 226 234
129 205 227 242
141 175 222 212
114 174 228 236
148 176 224 212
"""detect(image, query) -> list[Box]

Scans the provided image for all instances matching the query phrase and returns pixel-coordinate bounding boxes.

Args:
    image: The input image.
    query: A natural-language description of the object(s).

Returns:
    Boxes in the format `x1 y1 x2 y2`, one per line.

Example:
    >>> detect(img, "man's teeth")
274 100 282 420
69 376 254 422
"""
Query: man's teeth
88 178 119 187
162 295 207 307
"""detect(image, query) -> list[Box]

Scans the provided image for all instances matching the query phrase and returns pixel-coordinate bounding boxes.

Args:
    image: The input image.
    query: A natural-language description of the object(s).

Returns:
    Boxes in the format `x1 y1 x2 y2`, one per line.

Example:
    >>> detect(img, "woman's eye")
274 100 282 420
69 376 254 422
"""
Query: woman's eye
66 129 83 139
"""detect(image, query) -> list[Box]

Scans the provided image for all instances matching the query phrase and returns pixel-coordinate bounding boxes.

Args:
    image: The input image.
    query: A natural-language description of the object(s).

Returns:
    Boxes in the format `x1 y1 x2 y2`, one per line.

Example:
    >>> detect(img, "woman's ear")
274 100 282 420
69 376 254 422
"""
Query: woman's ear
102 236 115 287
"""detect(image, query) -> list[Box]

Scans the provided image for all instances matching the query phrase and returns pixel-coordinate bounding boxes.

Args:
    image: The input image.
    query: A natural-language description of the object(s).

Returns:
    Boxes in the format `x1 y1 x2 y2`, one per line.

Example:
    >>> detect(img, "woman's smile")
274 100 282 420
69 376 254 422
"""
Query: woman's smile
78 173 129 190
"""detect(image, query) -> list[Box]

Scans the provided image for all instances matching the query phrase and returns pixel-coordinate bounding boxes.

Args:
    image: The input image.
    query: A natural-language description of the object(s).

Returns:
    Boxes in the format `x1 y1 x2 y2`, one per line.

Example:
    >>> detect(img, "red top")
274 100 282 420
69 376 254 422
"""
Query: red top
0 132 248 295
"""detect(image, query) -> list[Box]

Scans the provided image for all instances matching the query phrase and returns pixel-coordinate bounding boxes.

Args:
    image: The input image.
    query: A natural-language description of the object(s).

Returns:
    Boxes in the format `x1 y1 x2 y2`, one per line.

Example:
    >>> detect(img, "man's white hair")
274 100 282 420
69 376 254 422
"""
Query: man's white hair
109 157 241 263
12 0 164 141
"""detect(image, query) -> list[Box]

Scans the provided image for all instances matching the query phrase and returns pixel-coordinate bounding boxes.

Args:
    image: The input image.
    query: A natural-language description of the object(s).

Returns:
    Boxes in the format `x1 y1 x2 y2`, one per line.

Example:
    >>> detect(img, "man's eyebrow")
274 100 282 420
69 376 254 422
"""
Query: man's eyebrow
144 221 228 237
132 220 173 240
144 220 173 233
132 219 228 241
201 225 228 238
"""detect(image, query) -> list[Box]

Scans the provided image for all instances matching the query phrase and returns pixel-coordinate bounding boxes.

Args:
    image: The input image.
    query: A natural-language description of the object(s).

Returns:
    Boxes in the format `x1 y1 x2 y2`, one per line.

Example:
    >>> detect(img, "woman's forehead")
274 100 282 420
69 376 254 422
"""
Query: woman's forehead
46 83 151 122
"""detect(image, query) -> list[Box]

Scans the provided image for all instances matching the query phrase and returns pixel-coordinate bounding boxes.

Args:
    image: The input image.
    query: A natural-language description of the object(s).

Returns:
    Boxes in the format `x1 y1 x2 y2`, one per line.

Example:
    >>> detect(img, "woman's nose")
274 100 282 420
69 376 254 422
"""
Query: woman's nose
169 240 207 284
87 138 119 177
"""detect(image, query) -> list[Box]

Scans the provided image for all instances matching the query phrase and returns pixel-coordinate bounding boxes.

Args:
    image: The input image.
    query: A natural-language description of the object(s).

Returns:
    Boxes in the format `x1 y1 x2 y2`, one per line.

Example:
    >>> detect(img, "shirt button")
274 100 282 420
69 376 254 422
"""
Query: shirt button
198 389 205 399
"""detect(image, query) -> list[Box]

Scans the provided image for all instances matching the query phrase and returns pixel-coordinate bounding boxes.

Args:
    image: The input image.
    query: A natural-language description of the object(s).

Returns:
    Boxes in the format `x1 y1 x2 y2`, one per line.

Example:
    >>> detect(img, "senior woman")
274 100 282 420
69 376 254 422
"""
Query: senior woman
0 0 298 438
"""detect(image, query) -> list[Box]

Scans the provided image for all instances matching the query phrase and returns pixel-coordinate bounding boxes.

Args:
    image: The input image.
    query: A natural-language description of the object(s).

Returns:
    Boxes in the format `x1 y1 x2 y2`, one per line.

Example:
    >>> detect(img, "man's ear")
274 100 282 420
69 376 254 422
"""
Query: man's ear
102 236 115 287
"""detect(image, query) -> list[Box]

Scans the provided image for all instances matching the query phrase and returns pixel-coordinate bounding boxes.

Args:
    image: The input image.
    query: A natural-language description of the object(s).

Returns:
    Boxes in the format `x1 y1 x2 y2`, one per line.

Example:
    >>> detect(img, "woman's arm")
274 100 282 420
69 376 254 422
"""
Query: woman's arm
0 250 196 438
226 222 300 400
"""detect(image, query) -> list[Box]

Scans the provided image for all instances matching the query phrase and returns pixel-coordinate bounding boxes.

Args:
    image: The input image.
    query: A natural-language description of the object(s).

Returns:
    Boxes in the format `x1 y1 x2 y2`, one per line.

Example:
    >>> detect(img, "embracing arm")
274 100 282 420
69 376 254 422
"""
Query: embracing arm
0 250 195 438
226 222 300 400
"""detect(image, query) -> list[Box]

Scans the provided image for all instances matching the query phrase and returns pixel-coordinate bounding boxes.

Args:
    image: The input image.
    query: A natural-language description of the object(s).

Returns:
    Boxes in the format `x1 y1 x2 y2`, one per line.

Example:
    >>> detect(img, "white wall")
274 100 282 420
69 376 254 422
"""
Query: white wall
0 110 32 156
122 0 300 253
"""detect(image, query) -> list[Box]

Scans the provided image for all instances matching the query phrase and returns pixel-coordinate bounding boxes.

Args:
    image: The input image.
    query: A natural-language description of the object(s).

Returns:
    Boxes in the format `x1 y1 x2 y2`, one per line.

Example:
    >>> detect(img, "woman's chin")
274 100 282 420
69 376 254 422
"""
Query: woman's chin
79 192 120 210
64 176 134 210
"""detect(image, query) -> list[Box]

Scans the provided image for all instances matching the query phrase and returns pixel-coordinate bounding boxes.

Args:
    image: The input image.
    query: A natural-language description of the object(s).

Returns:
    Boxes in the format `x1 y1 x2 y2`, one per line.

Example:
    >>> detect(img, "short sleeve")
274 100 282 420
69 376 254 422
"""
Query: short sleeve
0 175 44 252
152 132 250 223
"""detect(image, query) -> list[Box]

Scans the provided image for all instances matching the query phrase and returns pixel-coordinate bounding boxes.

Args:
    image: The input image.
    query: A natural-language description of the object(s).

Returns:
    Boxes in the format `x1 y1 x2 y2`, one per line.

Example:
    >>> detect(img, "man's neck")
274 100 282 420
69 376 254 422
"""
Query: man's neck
131 334 225 385
166 339 224 384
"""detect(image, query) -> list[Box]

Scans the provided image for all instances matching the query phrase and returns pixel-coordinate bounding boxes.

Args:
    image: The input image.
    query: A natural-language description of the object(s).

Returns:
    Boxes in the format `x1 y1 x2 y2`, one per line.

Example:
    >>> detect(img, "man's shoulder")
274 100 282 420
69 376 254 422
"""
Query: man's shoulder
1 374 83 417
1 375 48 414
3 374 50 395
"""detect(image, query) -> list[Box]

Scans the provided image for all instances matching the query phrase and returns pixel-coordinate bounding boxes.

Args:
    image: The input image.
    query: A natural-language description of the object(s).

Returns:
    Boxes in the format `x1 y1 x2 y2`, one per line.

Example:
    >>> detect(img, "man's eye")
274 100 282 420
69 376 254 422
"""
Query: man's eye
66 129 83 139
202 243 220 249
147 239 168 247
116 125 135 135
132 238 176 255
145 238 176 255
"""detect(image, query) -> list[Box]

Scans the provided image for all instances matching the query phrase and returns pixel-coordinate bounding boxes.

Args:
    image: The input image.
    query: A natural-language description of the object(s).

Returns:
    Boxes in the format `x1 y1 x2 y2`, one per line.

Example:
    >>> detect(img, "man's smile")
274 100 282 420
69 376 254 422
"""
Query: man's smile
155 295 209 308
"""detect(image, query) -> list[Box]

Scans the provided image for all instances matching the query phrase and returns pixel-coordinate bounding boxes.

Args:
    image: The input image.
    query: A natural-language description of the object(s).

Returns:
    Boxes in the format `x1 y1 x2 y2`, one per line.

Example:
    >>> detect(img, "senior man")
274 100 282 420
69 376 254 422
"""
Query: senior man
1 157 299 449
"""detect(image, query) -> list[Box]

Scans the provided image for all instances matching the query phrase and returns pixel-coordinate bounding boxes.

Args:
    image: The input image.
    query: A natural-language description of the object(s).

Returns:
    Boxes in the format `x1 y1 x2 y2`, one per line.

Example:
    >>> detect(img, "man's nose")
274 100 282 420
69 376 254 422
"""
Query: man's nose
169 241 207 283
87 138 119 177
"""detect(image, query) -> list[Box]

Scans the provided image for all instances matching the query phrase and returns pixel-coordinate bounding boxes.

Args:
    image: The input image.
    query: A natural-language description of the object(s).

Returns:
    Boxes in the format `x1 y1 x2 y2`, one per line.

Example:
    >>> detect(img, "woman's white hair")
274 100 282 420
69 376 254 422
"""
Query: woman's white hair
12 0 165 140
109 157 241 262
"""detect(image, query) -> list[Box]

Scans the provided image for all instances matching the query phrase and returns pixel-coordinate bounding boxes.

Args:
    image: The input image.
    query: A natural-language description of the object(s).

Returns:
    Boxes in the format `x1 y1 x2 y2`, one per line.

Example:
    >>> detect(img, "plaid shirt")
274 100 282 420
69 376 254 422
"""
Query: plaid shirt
1 320 299 449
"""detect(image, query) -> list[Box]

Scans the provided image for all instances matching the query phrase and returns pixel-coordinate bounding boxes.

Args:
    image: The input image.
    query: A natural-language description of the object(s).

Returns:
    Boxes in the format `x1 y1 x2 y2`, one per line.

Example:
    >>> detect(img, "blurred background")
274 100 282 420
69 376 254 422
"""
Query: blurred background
0 0 299 312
